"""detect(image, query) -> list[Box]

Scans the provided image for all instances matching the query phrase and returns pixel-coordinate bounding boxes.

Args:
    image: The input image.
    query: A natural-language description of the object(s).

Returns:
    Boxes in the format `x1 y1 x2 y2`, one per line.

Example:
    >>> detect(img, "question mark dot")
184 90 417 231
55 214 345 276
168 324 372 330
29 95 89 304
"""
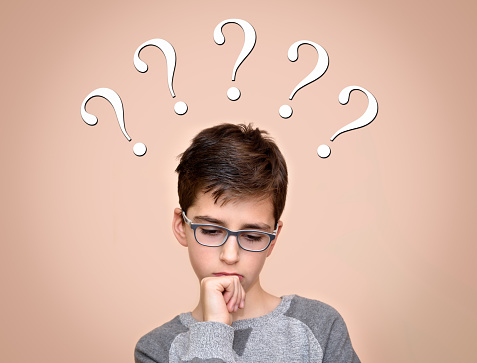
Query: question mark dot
174 101 188 115
227 87 241 101
133 143 147 157
279 105 293 119
317 144 331 158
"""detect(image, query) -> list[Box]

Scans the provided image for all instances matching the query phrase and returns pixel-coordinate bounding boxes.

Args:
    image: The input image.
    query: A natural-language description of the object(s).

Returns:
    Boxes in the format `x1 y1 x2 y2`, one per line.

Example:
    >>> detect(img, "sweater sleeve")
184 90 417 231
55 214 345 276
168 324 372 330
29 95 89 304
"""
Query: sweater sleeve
283 295 360 363
322 313 360 363
176 321 236 362
135 317 237 363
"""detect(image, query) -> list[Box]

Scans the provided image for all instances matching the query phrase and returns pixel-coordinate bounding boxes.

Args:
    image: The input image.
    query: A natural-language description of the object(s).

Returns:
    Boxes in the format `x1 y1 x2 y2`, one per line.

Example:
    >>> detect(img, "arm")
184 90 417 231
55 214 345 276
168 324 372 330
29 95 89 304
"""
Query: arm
322 314 360 363
135 276 244 363
284 296 360 363
175 276 244 362
134 322 235 363
175 321 235 362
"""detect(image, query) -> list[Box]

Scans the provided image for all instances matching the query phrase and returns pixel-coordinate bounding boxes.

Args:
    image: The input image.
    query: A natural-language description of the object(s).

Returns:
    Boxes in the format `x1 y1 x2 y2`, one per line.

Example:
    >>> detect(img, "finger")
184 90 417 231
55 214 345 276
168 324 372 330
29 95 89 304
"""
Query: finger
227 276 240 312
238 285 245 309
235 277 243 310
239 288 246 309
226 277 237 312
234 285 241 312
222 277 235 304
237 281 245 310
233 277 241 312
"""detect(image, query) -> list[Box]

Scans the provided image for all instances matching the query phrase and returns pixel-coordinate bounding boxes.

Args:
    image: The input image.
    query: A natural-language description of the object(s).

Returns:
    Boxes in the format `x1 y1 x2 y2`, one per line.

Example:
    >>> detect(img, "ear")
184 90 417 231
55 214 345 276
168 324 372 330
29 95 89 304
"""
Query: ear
266 220 283 257
172 208 188 247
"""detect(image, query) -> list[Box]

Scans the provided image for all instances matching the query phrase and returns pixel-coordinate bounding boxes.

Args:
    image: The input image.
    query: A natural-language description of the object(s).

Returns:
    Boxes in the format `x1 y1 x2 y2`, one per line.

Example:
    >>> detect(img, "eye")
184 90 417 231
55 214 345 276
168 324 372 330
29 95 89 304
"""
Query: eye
240 232 266 242
198 226 225 236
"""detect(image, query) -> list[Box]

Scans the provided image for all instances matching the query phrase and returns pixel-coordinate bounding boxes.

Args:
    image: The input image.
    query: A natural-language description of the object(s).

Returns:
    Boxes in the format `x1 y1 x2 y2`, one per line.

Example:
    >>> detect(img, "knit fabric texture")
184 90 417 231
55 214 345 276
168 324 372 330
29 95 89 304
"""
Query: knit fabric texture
135 295 360 363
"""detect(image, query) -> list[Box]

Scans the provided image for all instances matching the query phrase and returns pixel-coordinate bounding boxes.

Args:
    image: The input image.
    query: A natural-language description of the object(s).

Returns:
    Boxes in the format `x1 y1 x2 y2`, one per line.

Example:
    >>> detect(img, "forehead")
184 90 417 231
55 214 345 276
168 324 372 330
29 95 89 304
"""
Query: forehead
189 191 275 225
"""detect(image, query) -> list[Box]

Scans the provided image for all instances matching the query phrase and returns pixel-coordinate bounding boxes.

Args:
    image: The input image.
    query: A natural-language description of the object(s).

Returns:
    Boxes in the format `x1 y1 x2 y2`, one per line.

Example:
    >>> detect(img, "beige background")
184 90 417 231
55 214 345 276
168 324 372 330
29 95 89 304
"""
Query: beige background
1 0 476 362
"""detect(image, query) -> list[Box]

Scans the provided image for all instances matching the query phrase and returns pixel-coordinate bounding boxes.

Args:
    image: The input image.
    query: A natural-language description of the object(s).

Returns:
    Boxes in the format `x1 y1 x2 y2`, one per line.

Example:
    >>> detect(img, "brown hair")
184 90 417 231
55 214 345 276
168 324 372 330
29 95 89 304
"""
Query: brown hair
176 123 288 223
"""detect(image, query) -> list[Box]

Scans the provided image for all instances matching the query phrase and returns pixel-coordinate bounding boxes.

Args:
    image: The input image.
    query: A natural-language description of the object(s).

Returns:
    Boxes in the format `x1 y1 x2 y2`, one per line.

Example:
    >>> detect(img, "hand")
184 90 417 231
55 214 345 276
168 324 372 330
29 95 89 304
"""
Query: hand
200 276 246 325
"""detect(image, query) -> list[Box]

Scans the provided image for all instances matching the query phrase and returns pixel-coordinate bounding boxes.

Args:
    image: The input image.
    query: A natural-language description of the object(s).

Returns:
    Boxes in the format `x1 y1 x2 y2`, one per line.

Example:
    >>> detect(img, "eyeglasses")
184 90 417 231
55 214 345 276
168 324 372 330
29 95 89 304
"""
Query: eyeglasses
181 211 277 252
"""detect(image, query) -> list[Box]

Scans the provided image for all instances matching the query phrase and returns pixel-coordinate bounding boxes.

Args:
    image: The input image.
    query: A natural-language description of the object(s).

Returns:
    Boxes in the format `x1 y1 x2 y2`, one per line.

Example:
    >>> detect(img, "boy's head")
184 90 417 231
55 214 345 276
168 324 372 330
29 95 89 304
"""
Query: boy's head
175 123 288 223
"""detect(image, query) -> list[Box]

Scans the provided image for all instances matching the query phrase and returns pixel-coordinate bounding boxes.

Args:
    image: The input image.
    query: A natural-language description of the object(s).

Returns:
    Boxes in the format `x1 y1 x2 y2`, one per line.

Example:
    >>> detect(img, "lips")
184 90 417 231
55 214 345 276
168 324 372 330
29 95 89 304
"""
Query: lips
213 272 243 281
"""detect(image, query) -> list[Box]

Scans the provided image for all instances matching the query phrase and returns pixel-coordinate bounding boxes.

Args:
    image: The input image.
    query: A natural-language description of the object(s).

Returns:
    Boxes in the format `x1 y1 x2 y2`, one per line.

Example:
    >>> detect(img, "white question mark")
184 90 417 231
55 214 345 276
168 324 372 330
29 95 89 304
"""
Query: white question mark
317 86 378 158
134 39 188 115
279 40 329 119
81 88 147 157
214 19 257 101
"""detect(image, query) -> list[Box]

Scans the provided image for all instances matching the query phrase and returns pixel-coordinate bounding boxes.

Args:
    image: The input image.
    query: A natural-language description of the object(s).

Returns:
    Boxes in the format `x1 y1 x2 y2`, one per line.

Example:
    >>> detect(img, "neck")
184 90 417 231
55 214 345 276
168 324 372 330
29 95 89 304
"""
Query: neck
192 279 281 323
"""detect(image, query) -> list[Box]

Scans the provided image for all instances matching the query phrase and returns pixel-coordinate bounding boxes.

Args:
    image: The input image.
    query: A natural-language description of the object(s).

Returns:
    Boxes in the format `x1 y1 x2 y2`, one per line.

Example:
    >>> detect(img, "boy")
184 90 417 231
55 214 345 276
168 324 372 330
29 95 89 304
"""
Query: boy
135 123 360 362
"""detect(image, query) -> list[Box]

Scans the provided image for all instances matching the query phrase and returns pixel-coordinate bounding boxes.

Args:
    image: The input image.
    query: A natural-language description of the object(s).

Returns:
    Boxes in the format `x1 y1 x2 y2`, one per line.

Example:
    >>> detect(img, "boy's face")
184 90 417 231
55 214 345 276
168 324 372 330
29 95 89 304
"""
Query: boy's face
172 192 282 294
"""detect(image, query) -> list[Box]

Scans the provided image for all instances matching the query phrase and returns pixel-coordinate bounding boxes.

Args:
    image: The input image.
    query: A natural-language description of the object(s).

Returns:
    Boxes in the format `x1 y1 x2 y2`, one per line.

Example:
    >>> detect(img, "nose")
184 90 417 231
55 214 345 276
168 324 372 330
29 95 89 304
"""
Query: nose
219 234 240 264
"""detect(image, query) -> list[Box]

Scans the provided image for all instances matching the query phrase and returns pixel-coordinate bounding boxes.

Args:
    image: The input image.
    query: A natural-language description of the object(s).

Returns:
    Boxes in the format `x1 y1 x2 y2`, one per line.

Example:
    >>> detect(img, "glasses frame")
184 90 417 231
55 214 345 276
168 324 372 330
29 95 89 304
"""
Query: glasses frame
181 211 278 252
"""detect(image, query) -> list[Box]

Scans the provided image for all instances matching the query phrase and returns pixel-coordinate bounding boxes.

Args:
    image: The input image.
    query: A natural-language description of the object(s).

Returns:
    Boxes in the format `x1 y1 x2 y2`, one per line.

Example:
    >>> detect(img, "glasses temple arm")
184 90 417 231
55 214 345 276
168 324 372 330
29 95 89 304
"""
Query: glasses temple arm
181 210 192 226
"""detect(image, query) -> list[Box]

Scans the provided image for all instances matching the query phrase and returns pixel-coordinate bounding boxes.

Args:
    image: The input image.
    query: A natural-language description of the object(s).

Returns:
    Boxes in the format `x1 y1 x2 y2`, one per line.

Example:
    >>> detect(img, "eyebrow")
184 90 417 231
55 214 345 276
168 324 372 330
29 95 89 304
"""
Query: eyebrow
193 215 272 232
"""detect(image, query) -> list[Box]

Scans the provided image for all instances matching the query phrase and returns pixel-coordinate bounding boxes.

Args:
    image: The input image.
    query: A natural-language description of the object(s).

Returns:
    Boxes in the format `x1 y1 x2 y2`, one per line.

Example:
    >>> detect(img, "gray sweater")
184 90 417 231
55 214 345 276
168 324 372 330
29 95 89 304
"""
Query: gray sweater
135 295 360 362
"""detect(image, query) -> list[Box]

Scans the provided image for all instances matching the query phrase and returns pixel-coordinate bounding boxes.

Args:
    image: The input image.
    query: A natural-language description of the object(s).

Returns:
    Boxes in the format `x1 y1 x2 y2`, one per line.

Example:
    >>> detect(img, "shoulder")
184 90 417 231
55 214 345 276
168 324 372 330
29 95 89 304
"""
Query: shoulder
284 295 342 326
135 315 188 363
283 296 350 346
283 295 360 363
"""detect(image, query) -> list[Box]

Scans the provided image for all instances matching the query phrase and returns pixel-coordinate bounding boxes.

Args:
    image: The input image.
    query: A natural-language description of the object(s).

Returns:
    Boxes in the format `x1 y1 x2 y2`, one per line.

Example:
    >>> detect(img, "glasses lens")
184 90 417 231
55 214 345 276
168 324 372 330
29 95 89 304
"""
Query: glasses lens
195 226 227 246
238 231 270 251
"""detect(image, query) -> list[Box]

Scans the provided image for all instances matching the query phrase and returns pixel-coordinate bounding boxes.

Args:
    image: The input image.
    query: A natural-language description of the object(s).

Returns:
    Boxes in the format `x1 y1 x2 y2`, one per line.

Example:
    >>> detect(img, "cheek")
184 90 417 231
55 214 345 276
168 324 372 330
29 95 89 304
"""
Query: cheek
188 245 216 276
244 254 268 274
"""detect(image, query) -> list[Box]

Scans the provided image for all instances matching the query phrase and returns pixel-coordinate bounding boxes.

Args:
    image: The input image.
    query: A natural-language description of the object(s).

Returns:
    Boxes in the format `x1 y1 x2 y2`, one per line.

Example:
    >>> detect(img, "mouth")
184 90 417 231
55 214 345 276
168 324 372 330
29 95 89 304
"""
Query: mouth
213 272 244 281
